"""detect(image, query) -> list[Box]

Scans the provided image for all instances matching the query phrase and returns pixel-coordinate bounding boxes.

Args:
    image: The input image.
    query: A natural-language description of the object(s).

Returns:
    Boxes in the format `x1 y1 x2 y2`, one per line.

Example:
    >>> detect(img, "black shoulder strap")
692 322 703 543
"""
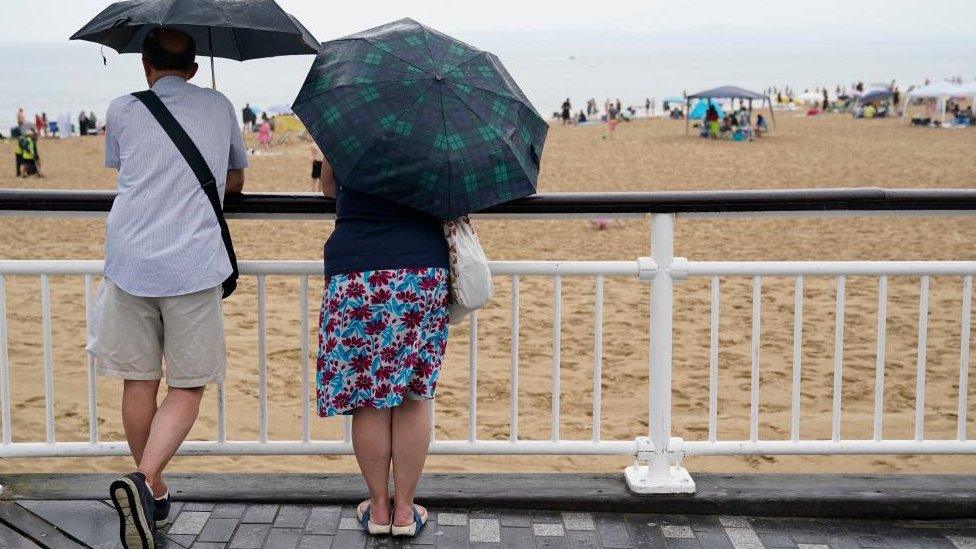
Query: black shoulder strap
131 90 238 298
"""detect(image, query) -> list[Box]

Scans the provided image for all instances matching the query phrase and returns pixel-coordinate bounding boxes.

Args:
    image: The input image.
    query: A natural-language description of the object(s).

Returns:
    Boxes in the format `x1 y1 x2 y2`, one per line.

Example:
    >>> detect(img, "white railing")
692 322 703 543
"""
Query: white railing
0 209 974 494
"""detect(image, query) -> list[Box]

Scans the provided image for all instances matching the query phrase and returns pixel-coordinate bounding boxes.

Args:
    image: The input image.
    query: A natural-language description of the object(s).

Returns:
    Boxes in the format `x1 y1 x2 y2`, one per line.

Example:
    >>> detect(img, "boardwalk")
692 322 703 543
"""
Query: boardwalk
3 499 976 548
1 474 976 548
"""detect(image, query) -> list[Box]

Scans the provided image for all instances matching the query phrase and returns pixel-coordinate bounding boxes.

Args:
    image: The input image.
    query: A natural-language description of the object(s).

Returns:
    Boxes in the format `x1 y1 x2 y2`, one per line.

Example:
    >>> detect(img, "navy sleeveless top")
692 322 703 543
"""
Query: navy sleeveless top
324 186 449 278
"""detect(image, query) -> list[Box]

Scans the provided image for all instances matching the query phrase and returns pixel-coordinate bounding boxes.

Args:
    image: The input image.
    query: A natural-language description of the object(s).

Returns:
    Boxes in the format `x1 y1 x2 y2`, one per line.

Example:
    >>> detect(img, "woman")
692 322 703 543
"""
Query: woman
257 113 273 152
316 156 449 537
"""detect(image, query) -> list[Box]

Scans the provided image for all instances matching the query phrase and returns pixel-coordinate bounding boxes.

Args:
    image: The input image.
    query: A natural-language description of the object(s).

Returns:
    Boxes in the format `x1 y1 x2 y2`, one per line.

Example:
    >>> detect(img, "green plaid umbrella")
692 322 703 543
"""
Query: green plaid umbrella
291 18 548 219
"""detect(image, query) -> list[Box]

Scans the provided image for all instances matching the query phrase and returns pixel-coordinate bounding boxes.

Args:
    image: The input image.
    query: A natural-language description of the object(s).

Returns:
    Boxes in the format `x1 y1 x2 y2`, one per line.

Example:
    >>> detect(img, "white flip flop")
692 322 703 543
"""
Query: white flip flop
356 500 391 536
391 505 428 538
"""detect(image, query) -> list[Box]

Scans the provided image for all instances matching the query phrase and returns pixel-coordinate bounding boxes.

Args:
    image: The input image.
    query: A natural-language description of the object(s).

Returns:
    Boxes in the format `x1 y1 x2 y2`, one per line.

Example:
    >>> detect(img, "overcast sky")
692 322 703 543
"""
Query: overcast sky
4 0 976 43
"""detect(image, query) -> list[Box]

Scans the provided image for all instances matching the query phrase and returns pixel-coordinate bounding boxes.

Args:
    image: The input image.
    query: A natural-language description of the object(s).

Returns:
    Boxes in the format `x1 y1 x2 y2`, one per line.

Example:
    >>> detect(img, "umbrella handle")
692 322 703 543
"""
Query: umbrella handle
208 27 216 90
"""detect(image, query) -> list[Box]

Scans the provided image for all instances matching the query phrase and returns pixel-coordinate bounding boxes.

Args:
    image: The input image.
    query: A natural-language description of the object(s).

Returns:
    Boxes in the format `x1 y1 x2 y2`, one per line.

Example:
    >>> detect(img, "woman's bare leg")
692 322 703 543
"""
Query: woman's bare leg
352 407 393 525
391 398 432 526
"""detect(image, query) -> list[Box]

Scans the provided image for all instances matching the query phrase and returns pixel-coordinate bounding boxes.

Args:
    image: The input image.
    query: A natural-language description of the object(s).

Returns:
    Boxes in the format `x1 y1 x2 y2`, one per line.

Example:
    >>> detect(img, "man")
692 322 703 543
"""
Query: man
88 26 247 548
242 102 256 131
79 110 89 136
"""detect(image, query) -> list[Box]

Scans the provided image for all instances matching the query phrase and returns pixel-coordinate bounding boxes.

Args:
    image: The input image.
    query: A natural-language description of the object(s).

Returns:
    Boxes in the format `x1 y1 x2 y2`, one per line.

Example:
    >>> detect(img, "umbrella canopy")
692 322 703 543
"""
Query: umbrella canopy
70 0 320 60
292 18 549 220
688 86 766 100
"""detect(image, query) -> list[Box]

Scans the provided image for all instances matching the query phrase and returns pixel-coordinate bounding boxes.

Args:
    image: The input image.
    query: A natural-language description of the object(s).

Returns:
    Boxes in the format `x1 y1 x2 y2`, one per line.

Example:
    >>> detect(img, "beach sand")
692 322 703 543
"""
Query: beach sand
1 114 974 476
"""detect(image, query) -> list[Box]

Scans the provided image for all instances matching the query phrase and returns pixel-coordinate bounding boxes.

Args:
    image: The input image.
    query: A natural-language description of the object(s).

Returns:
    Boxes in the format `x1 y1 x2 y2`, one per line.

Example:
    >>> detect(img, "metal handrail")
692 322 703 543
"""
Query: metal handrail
3 187 976 216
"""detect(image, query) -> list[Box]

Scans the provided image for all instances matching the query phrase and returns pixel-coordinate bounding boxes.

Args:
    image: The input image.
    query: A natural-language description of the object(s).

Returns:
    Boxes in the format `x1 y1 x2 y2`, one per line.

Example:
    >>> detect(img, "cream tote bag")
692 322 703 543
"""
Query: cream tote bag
443 216 493 325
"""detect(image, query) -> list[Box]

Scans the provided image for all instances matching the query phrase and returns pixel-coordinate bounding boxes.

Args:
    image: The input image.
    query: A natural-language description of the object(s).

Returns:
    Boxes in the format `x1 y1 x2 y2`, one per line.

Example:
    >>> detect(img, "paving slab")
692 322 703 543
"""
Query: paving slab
0 502 86 549
197 517 240 543
19 500 121 549
242 505 280 524
305 506 341 535
264 528 302 549
0 521 40 549
169 512 212 536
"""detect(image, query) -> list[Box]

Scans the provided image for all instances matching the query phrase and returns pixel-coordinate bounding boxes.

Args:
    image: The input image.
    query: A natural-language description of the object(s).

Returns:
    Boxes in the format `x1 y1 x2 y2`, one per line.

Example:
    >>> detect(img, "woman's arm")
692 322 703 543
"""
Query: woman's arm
320 157 336 199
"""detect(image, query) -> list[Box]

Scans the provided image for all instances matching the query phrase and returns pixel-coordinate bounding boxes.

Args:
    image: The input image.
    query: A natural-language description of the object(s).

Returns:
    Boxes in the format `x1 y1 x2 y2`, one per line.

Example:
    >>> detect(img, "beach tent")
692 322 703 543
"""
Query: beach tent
688 99 726 120
959 80 976 103
855 88 894 105
685 86 775 135
901 81 965 125
958 82 976 105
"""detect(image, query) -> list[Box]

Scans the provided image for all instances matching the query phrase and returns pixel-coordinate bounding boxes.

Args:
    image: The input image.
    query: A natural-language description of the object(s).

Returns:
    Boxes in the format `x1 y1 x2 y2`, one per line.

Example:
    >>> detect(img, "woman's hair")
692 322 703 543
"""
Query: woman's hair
142 27 196 71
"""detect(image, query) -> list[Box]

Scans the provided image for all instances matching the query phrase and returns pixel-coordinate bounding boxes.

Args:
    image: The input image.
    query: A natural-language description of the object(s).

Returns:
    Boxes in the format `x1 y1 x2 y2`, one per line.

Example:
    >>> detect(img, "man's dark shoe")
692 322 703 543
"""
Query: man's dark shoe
153 493 171 528
109 472 157 549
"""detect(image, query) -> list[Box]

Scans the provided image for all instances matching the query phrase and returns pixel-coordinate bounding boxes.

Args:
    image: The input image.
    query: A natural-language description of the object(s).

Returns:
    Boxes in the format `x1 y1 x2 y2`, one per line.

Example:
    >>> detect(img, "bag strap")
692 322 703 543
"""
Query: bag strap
131 90 238 298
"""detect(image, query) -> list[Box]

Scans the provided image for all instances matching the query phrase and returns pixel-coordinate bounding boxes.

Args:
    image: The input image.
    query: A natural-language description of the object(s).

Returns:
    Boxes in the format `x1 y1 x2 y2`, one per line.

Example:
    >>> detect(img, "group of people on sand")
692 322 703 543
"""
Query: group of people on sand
87 28 443 547
557 97 635 139
701 104 768 140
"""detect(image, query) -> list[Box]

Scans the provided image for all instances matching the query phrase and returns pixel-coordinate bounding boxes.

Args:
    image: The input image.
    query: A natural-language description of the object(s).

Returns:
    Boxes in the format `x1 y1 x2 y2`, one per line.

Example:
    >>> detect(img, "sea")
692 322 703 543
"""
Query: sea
1 29 973 131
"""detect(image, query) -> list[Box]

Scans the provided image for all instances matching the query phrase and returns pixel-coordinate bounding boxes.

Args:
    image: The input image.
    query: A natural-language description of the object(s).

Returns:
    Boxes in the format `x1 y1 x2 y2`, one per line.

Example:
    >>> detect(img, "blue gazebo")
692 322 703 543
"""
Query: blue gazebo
685 85 776 135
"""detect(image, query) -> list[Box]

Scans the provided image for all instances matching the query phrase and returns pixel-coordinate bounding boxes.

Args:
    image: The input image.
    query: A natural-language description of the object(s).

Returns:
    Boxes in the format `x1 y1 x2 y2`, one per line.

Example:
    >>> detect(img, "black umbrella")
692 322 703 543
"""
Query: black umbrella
70 0 320 88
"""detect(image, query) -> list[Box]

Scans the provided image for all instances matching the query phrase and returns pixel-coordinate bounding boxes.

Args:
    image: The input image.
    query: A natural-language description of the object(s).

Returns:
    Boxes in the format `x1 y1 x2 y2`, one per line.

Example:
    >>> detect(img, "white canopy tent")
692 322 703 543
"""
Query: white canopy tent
901 81 966 125
957 81 976 105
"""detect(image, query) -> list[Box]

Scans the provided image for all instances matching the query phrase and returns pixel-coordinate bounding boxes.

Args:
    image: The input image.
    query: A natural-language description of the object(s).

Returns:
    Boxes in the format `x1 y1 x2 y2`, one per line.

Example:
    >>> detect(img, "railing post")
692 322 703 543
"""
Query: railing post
625 213 696 494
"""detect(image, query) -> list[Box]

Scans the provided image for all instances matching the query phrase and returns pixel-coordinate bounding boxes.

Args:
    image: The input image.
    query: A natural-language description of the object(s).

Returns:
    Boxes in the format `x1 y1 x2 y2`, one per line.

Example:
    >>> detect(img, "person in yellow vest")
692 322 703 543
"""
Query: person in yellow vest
18 130 42 177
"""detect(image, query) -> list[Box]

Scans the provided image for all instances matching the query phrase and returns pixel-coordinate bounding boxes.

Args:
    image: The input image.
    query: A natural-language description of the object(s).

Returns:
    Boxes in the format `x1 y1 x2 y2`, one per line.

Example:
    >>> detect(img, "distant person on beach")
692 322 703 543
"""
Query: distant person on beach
755 114 768 138
78 111 89 136
705 104 720 139
310 140 324 192
258 112 273 152
90 111 99 134
242 103 256 131
607 104 620 137
87 27 248 547
316 147 449 538
16 108 26 132
17 130 41 177
561 98 571 125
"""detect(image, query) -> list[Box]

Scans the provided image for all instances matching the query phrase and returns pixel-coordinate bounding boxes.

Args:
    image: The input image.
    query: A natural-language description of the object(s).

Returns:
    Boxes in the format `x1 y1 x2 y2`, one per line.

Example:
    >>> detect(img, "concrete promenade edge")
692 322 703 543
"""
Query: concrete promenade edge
1 473 974 519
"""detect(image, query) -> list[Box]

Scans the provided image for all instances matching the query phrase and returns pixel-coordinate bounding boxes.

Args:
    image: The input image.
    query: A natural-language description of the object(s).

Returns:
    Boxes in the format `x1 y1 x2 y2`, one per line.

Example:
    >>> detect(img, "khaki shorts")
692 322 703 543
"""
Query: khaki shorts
87 279 226 388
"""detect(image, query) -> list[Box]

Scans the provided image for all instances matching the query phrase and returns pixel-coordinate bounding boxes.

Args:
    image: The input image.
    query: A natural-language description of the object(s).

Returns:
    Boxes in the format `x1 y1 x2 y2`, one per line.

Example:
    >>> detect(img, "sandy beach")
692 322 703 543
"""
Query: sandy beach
1 113 974 476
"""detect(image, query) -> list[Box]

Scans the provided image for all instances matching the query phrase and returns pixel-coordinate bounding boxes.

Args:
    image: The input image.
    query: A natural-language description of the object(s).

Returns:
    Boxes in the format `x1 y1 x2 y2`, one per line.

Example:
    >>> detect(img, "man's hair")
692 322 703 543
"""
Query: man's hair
142 27 196 71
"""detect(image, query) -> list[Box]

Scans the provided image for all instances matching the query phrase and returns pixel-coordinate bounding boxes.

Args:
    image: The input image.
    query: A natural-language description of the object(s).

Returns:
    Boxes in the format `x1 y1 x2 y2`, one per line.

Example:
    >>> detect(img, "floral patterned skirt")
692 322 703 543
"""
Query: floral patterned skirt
316 268 450 417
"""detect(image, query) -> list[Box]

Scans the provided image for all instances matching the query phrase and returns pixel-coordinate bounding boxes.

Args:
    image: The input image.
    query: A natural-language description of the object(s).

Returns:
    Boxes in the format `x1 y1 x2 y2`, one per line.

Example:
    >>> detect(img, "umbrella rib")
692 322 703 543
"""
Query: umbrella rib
436 82 452 218
443 84 539 188
293 78 429 106
443 79 520 109
442 49 490 77
356 37 432 76
418 25 439 74
230 26 245 61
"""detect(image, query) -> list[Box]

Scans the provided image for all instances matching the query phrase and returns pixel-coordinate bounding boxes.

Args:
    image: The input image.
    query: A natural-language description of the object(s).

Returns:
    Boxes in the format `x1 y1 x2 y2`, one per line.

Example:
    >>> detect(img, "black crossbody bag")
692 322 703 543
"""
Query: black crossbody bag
132 90 238 298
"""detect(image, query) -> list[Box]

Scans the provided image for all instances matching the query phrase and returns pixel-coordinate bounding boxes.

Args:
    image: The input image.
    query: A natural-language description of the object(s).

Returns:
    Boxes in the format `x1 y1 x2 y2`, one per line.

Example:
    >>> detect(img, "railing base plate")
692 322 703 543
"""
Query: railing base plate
624 464 696 494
